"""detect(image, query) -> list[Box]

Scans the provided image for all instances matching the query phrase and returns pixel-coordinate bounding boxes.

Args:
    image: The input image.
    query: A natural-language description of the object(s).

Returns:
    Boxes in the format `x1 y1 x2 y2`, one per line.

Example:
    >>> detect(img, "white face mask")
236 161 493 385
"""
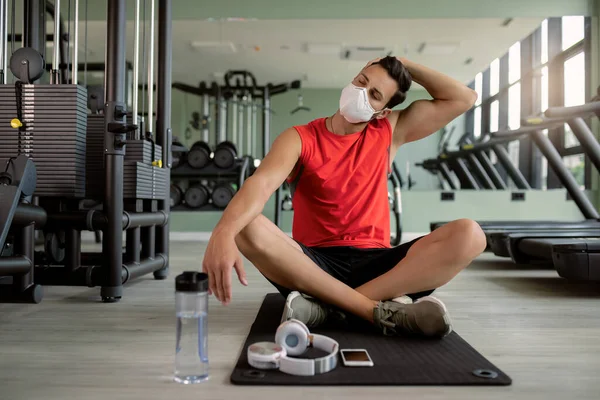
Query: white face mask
339 83 384 124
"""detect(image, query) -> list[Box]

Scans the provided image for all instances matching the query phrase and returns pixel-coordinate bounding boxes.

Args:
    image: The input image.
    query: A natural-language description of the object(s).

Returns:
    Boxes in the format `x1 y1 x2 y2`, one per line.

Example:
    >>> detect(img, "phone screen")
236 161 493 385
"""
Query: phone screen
341 350 370 362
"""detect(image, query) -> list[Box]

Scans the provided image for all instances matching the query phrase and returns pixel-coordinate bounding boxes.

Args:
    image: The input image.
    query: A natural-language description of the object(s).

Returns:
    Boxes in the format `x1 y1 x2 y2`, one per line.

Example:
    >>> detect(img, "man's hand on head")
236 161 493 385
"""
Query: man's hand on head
365 57 382 69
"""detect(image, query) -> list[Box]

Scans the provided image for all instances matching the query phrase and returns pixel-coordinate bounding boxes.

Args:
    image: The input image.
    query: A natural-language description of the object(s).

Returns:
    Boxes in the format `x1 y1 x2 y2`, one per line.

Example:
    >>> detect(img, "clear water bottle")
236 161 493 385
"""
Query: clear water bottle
174 271 209 384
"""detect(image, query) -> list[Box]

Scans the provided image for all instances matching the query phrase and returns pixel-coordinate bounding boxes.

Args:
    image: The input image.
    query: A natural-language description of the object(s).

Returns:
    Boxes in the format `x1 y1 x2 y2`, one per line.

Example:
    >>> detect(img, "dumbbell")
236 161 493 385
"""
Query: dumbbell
211 182 237 208
184 184 210 209
171 138 188 169
170 184 184 207
213 141 238 169
187 141 212 169
44 230 66 264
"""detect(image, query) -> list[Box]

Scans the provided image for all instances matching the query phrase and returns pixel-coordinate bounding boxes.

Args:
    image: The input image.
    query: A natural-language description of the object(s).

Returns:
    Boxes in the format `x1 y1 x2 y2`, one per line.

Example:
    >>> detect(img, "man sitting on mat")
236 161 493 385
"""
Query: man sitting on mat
202 56 485 338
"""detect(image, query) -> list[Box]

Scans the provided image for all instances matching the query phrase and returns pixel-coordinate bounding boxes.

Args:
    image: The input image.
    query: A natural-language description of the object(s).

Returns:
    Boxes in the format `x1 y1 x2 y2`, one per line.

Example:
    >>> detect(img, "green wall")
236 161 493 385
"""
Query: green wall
168 85 591 233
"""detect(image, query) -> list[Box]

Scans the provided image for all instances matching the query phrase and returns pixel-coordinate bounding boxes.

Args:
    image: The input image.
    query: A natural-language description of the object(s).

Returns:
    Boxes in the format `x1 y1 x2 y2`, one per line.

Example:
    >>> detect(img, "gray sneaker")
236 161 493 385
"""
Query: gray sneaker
281 292 416 328
281 291 345 328
373 296 452 338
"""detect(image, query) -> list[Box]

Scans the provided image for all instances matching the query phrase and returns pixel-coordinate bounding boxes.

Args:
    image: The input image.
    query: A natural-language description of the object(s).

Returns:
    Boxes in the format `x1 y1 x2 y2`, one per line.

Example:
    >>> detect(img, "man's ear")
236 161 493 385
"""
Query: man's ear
375 108 392 119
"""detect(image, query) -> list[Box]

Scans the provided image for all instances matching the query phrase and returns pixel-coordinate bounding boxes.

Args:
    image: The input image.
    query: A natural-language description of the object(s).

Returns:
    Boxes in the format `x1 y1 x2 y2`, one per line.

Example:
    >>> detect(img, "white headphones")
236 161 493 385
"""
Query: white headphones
247 319 339 376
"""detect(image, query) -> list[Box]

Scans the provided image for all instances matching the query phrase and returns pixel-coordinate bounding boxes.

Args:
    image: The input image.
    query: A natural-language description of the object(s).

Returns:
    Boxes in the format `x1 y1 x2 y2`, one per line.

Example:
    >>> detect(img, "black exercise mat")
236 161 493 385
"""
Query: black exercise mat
230 293 512 386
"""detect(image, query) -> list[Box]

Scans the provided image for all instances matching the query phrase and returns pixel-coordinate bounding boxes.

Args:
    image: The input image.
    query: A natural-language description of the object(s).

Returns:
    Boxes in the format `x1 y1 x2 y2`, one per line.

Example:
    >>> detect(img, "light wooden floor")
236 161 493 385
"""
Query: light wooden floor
1 238 600 400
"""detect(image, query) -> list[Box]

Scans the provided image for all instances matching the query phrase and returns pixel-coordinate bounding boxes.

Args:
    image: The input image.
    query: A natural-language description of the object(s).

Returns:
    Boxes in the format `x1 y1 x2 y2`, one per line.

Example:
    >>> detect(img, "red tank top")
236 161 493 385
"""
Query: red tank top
287 117 393 249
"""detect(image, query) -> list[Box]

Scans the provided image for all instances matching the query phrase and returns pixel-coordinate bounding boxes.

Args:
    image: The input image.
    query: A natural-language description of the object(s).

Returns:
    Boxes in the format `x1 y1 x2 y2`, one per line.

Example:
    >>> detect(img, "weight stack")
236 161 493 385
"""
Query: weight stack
86 114 105 199
152 167 169 200
124 140 162 164
0 84 88 198
123 162 168 200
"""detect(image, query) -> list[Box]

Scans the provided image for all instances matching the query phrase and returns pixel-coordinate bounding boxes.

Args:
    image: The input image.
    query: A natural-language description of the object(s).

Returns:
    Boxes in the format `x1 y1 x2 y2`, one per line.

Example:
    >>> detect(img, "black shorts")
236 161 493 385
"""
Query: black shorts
266 236 435 301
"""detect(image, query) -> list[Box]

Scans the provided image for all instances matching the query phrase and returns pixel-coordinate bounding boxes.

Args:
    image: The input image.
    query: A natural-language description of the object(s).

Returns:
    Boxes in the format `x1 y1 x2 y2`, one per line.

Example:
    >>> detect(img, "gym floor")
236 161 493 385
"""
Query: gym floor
1 235 599 400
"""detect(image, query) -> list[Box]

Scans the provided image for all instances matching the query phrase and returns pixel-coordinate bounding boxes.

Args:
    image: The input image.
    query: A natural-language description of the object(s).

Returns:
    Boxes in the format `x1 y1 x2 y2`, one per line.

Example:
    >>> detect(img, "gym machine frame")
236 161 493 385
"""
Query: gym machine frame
418 128 530 191
0 0 173 303
170 73 297 211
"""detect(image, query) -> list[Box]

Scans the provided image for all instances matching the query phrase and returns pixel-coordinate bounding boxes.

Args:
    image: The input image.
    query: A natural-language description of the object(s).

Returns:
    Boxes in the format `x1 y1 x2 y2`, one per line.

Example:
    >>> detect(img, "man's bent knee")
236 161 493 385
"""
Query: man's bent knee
234 214 302 257
235 215 266 256
448 218 487 260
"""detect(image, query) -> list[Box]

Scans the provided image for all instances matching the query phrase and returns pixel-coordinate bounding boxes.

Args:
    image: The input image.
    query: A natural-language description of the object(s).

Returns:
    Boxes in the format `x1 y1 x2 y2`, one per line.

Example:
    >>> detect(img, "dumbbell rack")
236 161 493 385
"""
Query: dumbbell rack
170 157 252 212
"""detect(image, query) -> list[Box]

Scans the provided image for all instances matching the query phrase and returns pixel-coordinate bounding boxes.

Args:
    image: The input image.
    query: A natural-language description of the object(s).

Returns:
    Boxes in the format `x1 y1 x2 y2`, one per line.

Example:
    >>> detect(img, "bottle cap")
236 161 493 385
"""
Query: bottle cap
175 271 208 292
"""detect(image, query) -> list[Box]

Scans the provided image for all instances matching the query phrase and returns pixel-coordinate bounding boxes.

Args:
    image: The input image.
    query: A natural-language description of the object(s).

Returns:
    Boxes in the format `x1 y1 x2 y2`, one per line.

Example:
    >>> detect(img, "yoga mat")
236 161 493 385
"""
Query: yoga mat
230 293 512 386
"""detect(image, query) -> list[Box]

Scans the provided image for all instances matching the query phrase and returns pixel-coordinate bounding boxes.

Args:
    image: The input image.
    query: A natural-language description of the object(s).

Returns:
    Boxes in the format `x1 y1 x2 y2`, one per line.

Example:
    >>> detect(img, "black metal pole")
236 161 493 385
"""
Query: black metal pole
12 204 47 227
466 154 495 189
45 210 167 231
35 254 167 287
475 151 507 189
0 255 31 274
141 216 156 260
154 0 171 280
263 85 271 157
126 204 141 264
65 228 80 272
439 162 457 190
102 0 127 302
125 228 141 263
23 0 38 47
44 0 68 84
126 254 167 281
531 130 599 219
23 0 44 82
567 117 600 172
448 158 480 189
13 223 35 296
491 144 531 189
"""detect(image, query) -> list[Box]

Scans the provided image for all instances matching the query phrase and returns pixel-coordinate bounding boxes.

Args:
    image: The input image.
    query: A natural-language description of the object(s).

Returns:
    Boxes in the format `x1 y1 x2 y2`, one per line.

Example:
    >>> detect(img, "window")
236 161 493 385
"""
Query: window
475 73 483 106
562 16 585 51
490 100 499 132
508 141 520 171
541 66 549 112
509 42 521 84
541 19 548 64
564 52 586 107
563 52 585 148
508 83 521 130
474 106 482 138
490 58 500 96
541 129 549 190
564 154 585 189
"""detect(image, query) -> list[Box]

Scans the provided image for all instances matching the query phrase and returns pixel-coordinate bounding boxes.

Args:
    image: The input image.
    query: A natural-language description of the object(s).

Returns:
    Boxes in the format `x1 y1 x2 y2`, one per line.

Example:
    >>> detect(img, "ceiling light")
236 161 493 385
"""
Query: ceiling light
418 42 460 55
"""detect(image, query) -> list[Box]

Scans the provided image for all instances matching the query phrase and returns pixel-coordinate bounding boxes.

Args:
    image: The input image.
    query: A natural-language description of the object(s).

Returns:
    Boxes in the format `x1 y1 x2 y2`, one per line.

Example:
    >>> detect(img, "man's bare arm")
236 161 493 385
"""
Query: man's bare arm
212 127 302 239
390 58 477 148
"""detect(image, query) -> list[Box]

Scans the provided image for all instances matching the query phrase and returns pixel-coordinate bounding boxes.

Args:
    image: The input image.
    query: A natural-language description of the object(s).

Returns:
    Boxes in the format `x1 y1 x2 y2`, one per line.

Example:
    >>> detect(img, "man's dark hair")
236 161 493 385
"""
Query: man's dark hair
371 56 412 109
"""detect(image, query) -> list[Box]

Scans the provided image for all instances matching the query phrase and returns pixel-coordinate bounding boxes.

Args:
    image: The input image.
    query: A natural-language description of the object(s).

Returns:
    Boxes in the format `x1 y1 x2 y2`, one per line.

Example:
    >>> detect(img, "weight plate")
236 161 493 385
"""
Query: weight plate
213 141 237 169
170 184 183 207
184 185 209 208
187 141 211 169
212 184 235 208
43 230 66 264
9 47 45 82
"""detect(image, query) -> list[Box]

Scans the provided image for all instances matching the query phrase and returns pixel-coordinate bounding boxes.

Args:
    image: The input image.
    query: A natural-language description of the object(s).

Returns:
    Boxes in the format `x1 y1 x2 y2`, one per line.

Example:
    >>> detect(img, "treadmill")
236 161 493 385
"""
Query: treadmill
509 101 600 280
419 125 535 193
430 102 600 235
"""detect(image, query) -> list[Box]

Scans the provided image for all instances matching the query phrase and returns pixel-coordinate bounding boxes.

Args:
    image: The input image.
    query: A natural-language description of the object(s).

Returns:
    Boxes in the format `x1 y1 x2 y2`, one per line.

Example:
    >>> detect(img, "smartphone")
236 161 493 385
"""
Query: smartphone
340 349 374 367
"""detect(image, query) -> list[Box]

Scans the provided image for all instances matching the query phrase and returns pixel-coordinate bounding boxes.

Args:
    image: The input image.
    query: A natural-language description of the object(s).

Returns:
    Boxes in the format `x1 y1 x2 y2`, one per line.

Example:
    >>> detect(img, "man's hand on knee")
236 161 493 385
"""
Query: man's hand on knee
202 231 248 305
